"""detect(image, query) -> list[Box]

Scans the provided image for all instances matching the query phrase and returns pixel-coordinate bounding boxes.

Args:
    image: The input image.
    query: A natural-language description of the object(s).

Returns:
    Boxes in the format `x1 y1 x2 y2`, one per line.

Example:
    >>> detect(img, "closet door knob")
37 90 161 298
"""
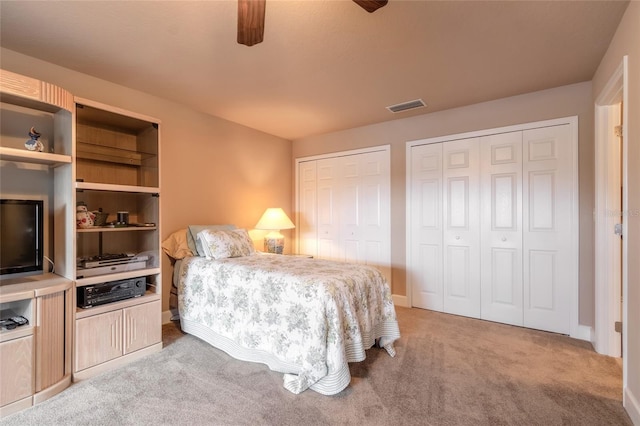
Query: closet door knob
501 236 507 242
455 236 460 240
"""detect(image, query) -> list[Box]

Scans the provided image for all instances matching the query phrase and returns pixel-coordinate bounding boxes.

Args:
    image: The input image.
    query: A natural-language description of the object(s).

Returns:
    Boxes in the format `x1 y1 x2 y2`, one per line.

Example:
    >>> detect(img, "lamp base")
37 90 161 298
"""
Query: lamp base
264 231 284 254
264 237 284 254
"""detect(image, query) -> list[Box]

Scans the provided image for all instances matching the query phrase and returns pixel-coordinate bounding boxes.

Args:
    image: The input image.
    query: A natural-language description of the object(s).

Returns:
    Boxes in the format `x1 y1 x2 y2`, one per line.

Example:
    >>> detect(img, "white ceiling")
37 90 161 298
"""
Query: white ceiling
0 0 629 140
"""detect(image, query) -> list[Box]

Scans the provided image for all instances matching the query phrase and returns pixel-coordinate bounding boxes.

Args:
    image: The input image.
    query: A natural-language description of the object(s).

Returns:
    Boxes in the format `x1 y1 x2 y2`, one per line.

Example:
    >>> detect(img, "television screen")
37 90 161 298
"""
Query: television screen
0 199 44 277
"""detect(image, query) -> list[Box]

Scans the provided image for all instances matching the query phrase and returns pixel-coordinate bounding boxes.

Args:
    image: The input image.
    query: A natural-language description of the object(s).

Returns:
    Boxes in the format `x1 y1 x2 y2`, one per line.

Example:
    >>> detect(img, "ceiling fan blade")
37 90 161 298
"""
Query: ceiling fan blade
237 0 266 47
353 0 388 13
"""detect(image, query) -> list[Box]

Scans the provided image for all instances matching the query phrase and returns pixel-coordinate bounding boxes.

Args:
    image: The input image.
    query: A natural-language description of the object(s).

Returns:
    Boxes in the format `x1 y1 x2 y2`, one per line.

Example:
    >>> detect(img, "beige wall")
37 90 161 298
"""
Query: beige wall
592 2 640 422
293 82 595 325
1 48 293 313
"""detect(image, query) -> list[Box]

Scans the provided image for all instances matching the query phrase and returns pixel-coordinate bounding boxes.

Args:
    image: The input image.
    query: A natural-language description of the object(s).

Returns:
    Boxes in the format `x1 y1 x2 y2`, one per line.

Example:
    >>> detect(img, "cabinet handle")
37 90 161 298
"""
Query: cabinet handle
455 236 460 240
501 236 507 242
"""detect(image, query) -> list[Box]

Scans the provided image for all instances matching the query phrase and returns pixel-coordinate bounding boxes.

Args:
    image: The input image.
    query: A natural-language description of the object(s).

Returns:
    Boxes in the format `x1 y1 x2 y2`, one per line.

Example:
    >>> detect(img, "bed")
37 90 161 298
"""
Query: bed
163 226 400 395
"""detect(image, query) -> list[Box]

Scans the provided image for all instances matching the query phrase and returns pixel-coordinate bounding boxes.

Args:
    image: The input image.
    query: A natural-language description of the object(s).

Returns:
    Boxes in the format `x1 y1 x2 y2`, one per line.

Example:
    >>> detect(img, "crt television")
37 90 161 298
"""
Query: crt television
0 199 44 278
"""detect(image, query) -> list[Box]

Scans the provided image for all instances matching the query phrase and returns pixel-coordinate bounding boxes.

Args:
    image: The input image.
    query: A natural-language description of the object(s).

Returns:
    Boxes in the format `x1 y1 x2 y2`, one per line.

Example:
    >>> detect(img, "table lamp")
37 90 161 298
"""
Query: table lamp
255 208 295 254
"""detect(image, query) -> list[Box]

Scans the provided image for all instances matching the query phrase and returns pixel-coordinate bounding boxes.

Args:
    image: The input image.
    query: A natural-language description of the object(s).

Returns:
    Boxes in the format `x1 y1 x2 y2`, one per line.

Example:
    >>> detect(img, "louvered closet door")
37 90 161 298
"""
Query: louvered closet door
442 138 481 318
409 143 444 311
298 161 318 257
480 131 524 326
316 158 341 260
523 124 573 334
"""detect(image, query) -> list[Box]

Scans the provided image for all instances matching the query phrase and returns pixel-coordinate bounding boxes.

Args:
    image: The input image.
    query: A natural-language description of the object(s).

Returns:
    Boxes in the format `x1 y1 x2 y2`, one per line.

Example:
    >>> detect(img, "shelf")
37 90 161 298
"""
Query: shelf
76 225 157 233
0 325 34 343
75 181 159 194
0 147 72 167
0 274 73 303
75 267 161 287
75 292 160 319
76 141 155 166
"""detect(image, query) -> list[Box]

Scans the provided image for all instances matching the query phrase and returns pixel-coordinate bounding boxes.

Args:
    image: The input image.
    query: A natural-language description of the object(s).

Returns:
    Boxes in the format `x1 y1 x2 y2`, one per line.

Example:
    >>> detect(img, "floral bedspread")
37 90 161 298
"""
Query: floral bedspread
177 254 400 395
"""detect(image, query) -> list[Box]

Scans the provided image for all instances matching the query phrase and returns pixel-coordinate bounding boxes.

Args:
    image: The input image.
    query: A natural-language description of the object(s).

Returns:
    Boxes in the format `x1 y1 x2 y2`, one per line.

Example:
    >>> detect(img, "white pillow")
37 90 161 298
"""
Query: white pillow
197 229 255 260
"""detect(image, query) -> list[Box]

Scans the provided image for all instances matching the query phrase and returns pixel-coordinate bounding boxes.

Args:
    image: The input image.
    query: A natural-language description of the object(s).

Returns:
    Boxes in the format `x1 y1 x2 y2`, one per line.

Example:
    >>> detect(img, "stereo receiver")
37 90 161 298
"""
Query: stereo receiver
77 277 146 308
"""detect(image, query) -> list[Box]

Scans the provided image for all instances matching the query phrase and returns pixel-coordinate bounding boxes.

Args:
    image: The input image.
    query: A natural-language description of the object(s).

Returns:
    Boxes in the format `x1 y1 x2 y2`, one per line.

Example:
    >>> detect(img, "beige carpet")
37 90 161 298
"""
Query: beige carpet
1 306 632 425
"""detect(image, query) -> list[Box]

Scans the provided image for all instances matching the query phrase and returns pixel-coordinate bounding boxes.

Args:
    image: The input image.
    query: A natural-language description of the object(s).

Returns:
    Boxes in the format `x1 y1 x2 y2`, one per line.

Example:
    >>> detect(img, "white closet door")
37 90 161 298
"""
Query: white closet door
339 155 361 264
316 158 341 260
442 138 481 318
480 132 524 326
359 150 391 282
409 143 443 311
298 161 318 257
523 124 573 334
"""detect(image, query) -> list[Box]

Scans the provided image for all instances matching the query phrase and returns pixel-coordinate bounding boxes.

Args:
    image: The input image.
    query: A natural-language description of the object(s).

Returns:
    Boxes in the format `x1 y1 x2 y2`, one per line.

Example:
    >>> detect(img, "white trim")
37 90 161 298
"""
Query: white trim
406 116 581 339
593 57 628 366
295 144 391 164
162 309 174 325
406 116 578 148
625 386 640 426
574 325 593 344
392 294 409 308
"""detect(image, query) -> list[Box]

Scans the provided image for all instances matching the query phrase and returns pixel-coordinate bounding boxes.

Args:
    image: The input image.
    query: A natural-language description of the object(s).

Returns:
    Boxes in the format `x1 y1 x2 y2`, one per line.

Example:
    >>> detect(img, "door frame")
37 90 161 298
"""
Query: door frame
594 55 628 377
406 116 581 339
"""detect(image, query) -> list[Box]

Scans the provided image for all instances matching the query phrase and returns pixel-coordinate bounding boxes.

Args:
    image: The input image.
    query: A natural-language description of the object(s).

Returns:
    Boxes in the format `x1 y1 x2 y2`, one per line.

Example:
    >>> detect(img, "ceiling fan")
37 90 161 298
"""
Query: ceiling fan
237 0 388 46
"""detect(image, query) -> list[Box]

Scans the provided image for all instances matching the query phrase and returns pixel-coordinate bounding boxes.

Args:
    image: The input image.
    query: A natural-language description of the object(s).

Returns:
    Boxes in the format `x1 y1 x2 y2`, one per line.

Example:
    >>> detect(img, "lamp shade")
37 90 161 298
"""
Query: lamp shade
255 208 295 231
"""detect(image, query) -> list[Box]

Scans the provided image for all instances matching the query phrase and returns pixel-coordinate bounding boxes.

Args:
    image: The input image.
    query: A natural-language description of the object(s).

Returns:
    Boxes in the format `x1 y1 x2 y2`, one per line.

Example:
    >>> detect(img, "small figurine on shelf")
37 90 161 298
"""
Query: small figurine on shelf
24 126 44 152
76 202 95 228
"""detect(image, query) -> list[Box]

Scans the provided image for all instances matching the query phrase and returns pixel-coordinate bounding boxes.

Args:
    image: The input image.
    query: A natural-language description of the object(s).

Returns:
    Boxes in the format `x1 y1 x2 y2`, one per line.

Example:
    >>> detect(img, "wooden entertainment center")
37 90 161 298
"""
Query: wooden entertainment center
0 69 162 417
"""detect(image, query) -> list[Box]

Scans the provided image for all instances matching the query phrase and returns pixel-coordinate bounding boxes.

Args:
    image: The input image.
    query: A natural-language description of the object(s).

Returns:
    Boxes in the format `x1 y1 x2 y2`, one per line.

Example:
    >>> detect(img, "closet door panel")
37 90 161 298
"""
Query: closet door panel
410 144 443 311
523 124 573 334
298 161 318 257
443 139 480 318
359 150 391 281
480 132 523 326
317 159 340 260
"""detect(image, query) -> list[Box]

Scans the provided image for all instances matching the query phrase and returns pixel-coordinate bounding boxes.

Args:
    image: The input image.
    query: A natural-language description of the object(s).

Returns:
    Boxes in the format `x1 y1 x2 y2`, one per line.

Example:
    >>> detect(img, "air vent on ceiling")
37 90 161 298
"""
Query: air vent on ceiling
386 99 426 113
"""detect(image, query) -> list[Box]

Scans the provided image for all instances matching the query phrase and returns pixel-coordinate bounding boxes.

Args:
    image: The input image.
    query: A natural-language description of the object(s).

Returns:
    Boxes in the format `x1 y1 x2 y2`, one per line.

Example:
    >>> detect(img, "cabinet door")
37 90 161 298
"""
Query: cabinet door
74 310 123 372
480 132 524 326
36 291 67 392
409 143 443 311
442 138 481 318
0 336 34 407
123 300 161 354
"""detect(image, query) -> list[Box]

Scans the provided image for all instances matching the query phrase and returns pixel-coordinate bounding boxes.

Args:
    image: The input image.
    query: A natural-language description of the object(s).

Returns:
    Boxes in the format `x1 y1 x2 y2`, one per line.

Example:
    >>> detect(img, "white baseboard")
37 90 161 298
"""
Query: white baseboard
573 324 593 343
625 386 640 425
392 294 409 308
162 310 173 325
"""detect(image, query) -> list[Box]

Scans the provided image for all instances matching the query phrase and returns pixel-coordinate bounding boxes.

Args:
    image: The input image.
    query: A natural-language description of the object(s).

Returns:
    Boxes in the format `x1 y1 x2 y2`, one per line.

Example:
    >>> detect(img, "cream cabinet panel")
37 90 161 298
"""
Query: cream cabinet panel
124 300 161 354
74 310 123 372
0 336 34 407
